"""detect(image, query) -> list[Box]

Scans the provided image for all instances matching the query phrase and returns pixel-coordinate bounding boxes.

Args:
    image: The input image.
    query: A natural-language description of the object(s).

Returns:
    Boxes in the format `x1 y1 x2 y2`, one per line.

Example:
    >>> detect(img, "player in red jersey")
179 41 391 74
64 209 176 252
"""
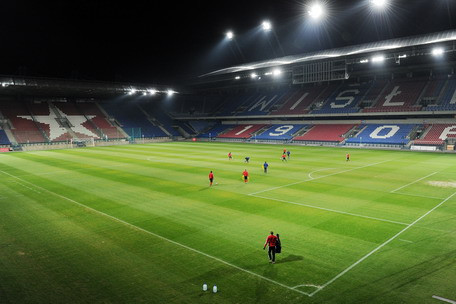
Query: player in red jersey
263 231 278 263
242 169 249 183
208 171 214 186
228 152 232 160
346 153 350 161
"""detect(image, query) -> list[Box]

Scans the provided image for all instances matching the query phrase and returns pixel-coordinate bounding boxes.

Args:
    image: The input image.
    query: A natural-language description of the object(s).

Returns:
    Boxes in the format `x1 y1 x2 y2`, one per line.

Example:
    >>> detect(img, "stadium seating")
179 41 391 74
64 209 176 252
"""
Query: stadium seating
197 124 233 138
0 129 11 145
311 83 370 114
73 102 122 139
217 124 266 139
237 90 288 116
294 124 356 142
363 79 425 112
272 87 323 115
0 102 48 143
413 124 456 145
346 124 417 145
255 124 307 140
101 102 167 138
426 78 456 111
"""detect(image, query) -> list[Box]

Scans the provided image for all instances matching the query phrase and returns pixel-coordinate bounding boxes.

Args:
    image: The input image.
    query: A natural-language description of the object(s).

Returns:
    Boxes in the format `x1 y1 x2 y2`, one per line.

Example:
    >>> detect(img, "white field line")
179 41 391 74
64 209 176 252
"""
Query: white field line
390 172 438 193
308 191 456 297
0 170 311 297
433 295 456 304
308 168 335 180
392 192 445 200
250 194 409 226
398 239 414 243
11 180 41 194
249 160 392 196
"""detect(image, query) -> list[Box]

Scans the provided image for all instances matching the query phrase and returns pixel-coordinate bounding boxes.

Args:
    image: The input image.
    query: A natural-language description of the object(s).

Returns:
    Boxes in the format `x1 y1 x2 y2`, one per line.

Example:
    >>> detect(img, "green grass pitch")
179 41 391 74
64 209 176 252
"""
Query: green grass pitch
0 142 455 303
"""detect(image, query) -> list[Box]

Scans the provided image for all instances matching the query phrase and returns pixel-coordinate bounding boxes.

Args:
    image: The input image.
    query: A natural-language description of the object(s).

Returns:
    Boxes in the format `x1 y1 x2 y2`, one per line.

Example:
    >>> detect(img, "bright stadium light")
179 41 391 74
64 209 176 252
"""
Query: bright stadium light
371 0 389 9
372 55 385 63
128 89 136 95
262 20 272 32
308 2 325 20
251 72 258 79
272 68 282 77
149 89 157 95
226 31 234 40
235 76 241 80
167 89 175 96
142 91 147 96
360 59 369 63
432 47 444 56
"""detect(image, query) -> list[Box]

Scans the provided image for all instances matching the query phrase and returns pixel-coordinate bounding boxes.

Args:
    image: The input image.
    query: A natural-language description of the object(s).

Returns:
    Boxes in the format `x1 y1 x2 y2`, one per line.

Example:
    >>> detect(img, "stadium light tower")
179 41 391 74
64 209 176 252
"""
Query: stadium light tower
262 20 272 32
308 2 326 20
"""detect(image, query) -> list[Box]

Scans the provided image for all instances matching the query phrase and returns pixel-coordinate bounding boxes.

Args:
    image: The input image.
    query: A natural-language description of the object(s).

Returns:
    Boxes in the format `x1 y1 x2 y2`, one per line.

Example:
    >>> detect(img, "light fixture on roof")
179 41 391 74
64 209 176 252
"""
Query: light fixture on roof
432 47 444 57
360 59 369 63
262 20 272 31
235 76 241 80
149 89 157 95
371 55 385 63
128 89 136 95
167 89 175 96
226 31 234 40
308 2 325 20
250 72 258 79
272 68 282 77
371 0 389 9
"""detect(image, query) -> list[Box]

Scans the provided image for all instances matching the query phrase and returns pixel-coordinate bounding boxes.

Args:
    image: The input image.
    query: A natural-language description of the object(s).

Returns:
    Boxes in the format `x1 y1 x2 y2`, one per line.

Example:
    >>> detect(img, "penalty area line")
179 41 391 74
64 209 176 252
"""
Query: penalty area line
249 160 392 196
250 194 409 226
0 170 311 297
309 191 456 297
390 172 438 193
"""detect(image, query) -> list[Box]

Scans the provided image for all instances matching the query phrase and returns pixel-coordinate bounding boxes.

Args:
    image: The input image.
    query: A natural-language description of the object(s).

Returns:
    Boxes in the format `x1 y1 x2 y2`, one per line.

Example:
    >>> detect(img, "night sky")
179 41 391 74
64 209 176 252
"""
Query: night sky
1 0 455 84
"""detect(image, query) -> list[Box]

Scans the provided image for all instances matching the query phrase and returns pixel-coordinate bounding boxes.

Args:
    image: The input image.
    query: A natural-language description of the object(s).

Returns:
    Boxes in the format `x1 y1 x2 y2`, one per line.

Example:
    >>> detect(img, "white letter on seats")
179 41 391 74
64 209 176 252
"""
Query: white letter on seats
370 125 400 139
439 126 456 140
269 125 294 137
383 86 403 106
331 89 359 108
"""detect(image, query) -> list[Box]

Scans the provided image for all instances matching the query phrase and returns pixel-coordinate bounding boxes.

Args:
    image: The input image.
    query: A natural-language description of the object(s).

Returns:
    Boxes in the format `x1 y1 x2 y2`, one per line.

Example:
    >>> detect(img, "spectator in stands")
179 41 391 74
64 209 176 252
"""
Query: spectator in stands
242 169 249 183
263 231 278 264
208 171 214 187
286 150 291 159
244 156 250 163
228 152 232 160
263 161 269 173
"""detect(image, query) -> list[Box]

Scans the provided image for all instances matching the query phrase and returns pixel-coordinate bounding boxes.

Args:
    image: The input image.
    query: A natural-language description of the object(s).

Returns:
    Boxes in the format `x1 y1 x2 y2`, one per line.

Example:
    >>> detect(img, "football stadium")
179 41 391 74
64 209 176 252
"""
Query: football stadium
1 1 456 303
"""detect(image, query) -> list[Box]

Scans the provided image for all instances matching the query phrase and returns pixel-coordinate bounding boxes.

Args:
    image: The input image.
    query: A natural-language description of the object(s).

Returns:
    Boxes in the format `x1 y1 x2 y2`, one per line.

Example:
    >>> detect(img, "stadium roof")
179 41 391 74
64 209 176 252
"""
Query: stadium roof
202 29 456 77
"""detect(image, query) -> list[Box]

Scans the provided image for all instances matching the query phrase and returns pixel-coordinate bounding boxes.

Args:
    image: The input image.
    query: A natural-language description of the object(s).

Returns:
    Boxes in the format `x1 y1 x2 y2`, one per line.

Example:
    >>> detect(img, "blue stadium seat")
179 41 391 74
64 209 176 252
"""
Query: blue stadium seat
255 124 307 140
0 130 11 145
346 124 417 145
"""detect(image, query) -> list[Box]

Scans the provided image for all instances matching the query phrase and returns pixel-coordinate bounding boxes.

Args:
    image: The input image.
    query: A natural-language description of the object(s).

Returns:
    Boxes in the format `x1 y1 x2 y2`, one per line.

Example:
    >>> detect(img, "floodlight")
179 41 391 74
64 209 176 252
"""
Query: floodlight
128 89 136 95
235 76 241 80
398 54 407 59
262 20 272 31
432 47 444 56
251 73 258 79
360 59 369 63
372 55 385 63
149 89 157 95
308 3 325 20
226 31 234 40
272 68 282 77
371 0 388 9
167 89 175 96
142 91 147 96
